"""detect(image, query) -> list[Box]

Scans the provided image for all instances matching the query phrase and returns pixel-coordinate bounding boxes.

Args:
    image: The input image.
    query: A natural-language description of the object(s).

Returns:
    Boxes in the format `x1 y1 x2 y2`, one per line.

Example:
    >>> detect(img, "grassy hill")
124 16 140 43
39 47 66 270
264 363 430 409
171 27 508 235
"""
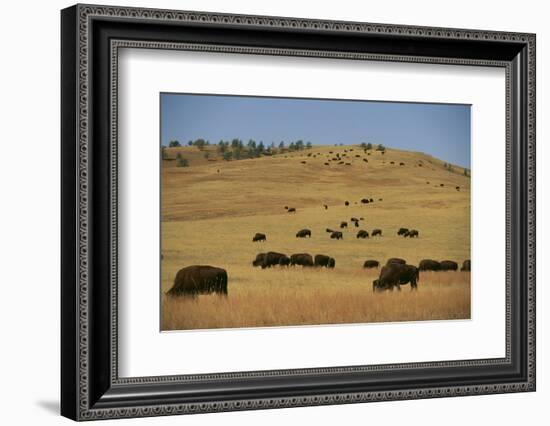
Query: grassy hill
160 144 471 330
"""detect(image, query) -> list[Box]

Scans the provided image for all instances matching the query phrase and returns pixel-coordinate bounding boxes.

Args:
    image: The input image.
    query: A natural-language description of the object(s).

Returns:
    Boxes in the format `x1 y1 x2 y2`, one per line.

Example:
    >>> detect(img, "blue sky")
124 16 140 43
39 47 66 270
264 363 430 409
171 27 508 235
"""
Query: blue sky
161 93 471 168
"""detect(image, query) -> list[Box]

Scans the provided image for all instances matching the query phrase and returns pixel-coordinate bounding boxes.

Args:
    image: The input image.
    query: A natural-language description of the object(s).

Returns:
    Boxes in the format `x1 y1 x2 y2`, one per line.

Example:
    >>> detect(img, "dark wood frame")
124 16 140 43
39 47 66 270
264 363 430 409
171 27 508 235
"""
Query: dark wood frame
61 4 536 421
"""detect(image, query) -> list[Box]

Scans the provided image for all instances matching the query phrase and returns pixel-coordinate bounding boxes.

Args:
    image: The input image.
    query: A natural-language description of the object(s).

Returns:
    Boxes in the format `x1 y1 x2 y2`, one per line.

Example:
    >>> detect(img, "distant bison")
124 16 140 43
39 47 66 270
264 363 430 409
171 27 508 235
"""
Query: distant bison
373 263 419 292
323 204 328 209
314 254 335 268
326 228 336 233
356 230 369 239
330 231 343 240
296 229 312 238
340 221 348 229
350 217 359 222
354 221 359 227
252 233 266 242
287 207 296 213
344 201 349 206
399 162 405 166
371 229 382 237
363 158 368 163
324 162 329 166
369 198 374 202
361 198 369 204
253 252 289 269
419 259 441 271
397 228 409 236
167 265 228 297
386 258 406 265
440 260 459 271
461 259 471 271
290 253 314 267
301 161 307 164
363 260 380 269
408 229 419 238
456 186 460 191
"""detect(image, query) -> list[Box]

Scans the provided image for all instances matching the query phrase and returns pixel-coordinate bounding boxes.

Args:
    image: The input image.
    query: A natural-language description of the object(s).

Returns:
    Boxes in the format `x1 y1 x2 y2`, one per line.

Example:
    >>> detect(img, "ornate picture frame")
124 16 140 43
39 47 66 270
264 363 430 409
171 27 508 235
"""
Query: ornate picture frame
61 4 535 421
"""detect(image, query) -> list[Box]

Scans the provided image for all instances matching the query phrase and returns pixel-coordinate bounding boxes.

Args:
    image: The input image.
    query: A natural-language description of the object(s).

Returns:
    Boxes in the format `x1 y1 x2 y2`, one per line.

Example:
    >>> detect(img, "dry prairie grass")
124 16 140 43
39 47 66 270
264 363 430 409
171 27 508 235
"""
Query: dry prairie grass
161 144 471 330
162 270 470 330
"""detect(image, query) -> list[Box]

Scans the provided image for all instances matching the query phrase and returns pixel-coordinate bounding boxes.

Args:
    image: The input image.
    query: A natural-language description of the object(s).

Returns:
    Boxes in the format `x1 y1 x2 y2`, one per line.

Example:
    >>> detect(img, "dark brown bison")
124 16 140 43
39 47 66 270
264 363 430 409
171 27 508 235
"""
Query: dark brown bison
419 259 441 271
167 265 228 297
390 161 395 164
363 260 379 269
290 253 314 267
356 230 369 239
326 228 336 233
386 257 406 265
330 231 343 240
287 207 296 213
253 252 289 269
402 230 410 237
440 260 459 271
323 204 328 209
397 228 409 236
252 233 266 242
361 198 369 204
350 217 359 222
314 254 335 268
408 229 419 238
354 221 359 227
399 162 405 166
301 161 307 164
373 263 419 292
363 158 368 163
324 162 329 166
461 259 471 271
340 221 348 229
456 186 460 191
344 201 349 206
371 229 382 237
296 229 312 238
369 198 374 202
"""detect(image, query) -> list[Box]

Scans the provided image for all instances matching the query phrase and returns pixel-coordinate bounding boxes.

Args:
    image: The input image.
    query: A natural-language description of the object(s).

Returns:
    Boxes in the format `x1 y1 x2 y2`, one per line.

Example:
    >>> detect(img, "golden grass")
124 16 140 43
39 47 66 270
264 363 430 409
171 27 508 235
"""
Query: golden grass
162 270 470 330
160 144 471 330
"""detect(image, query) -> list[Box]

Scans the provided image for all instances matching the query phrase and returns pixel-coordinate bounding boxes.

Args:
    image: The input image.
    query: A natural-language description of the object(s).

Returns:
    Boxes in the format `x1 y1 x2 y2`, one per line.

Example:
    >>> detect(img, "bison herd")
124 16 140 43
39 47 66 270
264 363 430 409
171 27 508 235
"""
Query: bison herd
252 251 335 269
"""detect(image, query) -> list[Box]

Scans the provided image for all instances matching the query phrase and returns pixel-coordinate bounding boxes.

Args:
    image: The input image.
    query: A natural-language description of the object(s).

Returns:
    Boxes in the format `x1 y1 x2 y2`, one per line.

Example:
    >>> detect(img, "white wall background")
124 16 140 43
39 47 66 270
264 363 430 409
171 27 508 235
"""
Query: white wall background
0 0 546 424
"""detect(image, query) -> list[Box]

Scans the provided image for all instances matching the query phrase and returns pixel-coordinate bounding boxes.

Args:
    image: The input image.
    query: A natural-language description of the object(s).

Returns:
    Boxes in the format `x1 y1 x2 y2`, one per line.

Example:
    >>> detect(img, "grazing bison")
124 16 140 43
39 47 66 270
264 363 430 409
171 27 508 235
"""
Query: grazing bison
390 161 395 164
363 158 368 163
326 228 336 233
456 186 460 191
386 257 406 265
354 221 359 227
363 260 379 269
253 252 289 269
345 201 349 206
290 253 314 267
356 230 369 239
461 259 471 271
440 260 459 271
402 231 410 237
373 263 419 292
350 217 359 222
324 162 329 166
324 204 328 209
167 265 228 297
419 259 441 271
372 229 382 237
252 233 266 242
369 198 373 202
340 221 348 229
314 254 335 268
399 162 405 166
330 231 343 240
301 161 307 164
296 229 312 238
397 228 409 236
408 229 419 238
287 207 296 213
440 183 445 187
361 198 370 204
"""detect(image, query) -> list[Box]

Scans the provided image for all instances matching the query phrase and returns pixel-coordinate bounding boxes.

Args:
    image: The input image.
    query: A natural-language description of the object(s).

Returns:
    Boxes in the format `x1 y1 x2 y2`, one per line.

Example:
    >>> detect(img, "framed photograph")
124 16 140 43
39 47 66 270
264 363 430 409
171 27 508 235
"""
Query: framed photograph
61 4 536 421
